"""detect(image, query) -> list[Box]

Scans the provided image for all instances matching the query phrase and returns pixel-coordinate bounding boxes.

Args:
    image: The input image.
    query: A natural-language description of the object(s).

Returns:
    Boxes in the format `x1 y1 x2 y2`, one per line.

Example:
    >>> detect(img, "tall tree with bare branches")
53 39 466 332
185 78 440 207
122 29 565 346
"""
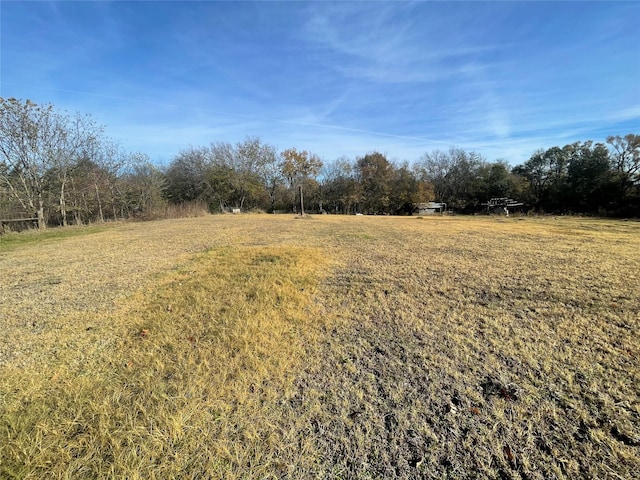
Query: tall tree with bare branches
0 97 103 228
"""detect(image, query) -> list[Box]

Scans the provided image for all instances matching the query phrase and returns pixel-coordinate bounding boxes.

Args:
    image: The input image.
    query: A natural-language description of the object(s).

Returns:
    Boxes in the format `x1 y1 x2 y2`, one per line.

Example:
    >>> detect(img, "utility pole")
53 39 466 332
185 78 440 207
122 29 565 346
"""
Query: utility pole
299 184 305 216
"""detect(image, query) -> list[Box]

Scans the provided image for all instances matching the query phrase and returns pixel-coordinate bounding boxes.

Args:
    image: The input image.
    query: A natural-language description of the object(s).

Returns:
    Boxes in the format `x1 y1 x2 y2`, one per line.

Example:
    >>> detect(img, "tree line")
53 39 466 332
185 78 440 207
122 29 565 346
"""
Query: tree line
1 98 638 231
0 98 168 230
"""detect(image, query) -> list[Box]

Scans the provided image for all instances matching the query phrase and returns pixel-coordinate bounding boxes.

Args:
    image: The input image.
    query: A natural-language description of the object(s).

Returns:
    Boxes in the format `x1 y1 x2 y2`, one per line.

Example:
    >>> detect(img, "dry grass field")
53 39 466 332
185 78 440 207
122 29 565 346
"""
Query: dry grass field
1 214 638 479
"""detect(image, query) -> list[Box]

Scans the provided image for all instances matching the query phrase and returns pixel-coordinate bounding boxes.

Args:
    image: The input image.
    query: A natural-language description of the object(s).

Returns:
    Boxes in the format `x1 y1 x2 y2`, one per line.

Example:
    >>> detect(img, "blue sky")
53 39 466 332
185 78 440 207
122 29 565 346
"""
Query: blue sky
1 1 639 166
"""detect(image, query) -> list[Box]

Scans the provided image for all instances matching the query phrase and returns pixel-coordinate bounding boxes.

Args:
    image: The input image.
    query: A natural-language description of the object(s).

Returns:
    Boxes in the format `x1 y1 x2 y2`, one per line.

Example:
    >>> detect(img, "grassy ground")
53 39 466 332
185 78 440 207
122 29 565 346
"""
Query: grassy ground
1 215 638 479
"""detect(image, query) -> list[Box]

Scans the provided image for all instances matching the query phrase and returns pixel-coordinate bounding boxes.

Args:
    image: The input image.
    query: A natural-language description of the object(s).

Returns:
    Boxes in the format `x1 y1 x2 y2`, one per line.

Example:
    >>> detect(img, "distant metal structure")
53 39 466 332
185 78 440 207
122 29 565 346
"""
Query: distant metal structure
482 198 523 216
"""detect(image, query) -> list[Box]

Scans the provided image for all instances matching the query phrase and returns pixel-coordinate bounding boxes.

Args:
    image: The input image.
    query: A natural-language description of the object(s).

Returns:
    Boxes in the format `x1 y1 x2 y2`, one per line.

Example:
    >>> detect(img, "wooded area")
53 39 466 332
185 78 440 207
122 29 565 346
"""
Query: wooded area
1 98 638 231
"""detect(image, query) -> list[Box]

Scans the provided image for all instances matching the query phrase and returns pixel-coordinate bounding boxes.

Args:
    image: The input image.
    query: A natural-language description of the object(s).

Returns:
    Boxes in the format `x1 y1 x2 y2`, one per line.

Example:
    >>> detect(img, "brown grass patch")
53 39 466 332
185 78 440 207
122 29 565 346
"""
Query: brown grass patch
1 215 639 479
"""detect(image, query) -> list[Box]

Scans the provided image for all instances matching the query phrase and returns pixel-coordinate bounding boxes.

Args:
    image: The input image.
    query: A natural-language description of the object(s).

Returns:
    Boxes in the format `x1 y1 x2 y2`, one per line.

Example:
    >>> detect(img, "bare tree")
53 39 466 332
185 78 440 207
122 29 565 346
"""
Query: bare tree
234 136 278 211
416 147 484 210
607 134 640 191
52 114 103 226
280 147 322 215
0 98 104 228
0 98 58 228
415 149 453 202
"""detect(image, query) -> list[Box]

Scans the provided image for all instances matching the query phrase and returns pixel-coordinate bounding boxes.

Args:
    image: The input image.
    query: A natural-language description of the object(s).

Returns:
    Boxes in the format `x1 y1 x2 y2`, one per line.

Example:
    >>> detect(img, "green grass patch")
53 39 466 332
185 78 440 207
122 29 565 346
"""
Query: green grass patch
0 224 110 252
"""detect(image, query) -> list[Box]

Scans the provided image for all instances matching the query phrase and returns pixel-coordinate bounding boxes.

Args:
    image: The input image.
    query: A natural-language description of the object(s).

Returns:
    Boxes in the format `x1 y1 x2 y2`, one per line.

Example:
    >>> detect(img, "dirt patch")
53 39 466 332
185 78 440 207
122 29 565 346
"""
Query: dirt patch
282 217 640 479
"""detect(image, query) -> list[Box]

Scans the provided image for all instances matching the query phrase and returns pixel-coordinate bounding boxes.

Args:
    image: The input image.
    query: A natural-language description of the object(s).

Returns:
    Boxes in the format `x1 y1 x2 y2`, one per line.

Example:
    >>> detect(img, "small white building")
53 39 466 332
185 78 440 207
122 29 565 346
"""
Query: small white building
415 202 446 215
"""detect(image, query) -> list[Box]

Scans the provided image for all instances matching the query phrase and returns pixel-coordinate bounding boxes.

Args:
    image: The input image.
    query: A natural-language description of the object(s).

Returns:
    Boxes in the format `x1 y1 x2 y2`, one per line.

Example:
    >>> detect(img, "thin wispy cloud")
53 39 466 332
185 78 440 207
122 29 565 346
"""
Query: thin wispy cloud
1 1 638 165
303 2 506 85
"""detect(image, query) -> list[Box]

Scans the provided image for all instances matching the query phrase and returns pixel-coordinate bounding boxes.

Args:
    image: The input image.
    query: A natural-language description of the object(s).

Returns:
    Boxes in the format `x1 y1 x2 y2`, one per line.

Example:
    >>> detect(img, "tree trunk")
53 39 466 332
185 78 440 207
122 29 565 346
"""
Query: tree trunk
109 185 118 221
299 185 305 216
60 177 68 227
95 183 104 223
70 176 82 225
37 193 46 230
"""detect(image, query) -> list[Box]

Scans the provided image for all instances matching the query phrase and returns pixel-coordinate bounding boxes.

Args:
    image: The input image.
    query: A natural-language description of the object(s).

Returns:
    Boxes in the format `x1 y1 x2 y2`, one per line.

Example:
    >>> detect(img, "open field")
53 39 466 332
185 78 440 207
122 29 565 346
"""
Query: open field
1 215 639 479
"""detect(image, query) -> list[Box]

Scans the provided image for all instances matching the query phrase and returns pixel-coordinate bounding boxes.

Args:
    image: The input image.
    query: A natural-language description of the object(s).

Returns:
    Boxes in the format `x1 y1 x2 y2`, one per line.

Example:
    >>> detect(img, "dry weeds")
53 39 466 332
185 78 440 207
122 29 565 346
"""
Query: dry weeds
1 215 639 479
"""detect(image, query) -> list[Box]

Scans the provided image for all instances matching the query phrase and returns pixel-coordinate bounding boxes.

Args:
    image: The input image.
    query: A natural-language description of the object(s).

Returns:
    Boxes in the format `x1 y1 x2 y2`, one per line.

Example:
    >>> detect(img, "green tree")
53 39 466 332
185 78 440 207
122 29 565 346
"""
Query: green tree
607 134 640 215
474 161 516 203
356 152 394 214
320 157 361 214
443 149 484 211
566 142 614 213
517 146 572 211
517 149 550 209
389 162 422 215
165 146 214 205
